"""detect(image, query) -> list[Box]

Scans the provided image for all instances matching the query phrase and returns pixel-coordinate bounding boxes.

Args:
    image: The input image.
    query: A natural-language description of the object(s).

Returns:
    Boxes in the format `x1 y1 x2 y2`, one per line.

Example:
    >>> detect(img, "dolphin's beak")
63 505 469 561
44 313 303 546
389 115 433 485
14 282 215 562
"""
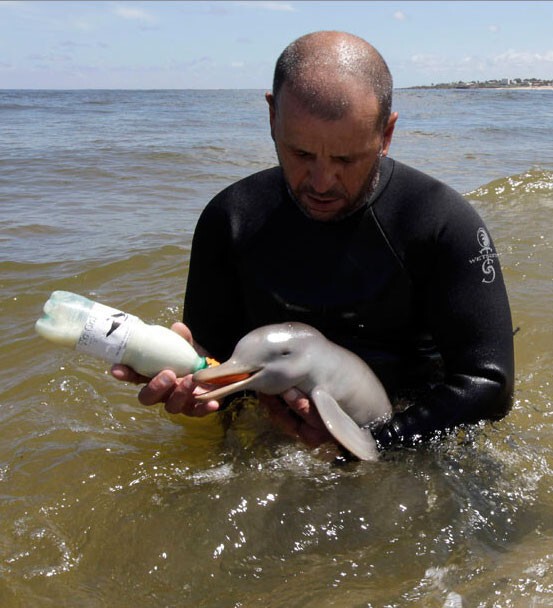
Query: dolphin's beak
193 364 261 402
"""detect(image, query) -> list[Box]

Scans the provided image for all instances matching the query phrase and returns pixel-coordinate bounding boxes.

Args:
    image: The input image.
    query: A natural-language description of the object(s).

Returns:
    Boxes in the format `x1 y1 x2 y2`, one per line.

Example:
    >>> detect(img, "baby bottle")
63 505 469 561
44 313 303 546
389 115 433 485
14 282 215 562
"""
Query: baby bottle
35 290 209 378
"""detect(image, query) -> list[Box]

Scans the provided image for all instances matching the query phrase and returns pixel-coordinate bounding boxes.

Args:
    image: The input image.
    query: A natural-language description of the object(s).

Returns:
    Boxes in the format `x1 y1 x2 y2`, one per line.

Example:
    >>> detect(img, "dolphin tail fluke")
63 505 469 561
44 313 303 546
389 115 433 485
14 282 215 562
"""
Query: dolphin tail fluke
311 387 380 461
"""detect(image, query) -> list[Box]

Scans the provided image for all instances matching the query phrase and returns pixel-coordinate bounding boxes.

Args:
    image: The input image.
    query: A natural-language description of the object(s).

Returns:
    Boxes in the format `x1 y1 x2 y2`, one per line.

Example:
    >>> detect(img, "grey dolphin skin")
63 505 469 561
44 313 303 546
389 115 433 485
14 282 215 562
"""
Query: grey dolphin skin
193 322 392 461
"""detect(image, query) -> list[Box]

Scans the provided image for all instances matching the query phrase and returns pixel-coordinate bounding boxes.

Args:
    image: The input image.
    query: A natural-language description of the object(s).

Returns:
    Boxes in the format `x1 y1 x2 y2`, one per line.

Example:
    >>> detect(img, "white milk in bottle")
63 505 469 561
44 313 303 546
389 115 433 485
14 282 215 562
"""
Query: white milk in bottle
35 291 209 377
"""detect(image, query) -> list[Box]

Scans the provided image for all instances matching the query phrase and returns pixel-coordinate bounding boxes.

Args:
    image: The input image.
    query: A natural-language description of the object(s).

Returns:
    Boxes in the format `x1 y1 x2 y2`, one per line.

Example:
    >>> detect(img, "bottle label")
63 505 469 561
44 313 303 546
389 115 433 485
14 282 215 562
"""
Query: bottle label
75 302 138 363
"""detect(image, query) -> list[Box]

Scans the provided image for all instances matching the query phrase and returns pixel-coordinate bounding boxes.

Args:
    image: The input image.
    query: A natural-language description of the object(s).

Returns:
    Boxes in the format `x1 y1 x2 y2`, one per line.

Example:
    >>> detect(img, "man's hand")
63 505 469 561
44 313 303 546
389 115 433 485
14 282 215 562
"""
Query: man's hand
110 322 220 416
261 387 335 448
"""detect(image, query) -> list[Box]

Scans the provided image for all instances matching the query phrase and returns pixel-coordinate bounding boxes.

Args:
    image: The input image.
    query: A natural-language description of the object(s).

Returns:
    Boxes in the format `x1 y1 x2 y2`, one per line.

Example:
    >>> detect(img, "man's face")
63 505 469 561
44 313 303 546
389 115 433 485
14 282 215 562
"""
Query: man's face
267 84 397 222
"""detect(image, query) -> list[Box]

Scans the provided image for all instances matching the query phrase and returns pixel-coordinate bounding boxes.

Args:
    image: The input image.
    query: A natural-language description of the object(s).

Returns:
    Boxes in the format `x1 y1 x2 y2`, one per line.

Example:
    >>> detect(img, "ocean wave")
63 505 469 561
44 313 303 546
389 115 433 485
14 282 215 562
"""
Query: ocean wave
466 168 553 207
1 223 68 236
403 129 454 139
29 244 187 302
1 243 186 283
0 103 39 111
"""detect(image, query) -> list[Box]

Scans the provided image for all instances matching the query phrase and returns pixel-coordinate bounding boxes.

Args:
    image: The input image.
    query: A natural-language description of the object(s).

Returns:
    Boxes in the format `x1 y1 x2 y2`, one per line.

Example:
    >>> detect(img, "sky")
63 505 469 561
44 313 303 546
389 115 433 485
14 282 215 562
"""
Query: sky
1 1 553 89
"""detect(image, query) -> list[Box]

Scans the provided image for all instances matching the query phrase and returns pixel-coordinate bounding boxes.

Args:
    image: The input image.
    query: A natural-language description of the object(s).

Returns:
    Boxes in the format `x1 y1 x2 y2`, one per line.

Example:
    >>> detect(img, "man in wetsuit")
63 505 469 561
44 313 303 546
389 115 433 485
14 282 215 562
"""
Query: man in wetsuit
112 31 514 451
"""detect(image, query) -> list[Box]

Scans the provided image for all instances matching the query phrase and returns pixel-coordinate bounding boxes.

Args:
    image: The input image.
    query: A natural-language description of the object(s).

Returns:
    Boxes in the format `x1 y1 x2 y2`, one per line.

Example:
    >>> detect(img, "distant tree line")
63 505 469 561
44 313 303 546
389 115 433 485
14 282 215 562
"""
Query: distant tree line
410 77 553 89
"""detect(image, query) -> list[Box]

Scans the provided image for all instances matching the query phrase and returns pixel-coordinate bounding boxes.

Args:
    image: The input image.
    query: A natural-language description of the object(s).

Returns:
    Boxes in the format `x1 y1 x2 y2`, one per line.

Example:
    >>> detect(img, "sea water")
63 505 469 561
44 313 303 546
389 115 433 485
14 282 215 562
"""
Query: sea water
1 89 552 606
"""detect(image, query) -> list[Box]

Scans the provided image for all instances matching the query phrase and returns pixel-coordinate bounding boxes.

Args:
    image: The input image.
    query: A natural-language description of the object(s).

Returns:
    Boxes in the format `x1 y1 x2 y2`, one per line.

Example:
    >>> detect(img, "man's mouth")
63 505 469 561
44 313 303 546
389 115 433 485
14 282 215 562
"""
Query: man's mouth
301 194 347 219
306 194 341 205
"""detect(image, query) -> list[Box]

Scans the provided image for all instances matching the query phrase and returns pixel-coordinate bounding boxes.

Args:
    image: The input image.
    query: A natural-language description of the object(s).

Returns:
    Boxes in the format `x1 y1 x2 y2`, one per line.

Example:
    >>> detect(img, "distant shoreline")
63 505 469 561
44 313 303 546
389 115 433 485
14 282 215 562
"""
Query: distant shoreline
408 85 553 91
408 79 553 91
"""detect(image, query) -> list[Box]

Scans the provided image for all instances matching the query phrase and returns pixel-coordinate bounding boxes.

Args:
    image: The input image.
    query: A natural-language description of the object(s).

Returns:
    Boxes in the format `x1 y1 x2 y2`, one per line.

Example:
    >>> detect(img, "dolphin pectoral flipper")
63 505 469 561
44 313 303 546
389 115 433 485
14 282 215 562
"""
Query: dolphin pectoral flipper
311 387 380 462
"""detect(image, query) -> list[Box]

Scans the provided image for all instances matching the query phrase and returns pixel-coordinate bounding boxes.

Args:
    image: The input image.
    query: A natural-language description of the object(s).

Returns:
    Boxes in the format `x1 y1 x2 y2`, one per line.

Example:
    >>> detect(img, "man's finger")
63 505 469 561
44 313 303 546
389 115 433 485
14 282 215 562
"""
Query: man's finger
279 389 334 447
110 364 151 385
170 321 193 343
281 388 327 431
138 370 178 406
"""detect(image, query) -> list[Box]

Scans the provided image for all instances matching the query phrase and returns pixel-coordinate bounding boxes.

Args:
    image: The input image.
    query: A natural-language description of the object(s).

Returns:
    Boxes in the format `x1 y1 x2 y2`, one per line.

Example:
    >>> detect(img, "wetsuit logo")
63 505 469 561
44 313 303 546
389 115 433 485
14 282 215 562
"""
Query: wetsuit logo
469 227 498 284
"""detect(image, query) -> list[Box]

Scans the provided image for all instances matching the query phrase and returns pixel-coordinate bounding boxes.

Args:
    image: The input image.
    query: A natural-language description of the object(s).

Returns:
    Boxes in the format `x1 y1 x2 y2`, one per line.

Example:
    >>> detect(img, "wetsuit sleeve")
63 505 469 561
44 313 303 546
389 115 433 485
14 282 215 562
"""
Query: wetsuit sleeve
374 200 515 449
183 201 248 362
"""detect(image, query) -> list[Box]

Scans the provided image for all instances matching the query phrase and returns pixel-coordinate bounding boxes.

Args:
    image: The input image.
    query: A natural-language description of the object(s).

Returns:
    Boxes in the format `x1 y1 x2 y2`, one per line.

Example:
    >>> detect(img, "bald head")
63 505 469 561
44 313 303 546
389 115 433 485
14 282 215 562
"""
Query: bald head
272 31 393 130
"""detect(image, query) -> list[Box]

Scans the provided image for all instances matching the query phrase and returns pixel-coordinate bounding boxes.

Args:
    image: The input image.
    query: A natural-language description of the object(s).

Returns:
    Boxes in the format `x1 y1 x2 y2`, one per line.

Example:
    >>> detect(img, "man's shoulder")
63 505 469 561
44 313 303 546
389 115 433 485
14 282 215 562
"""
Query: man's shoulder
374 157 485 259
385 158 463 200
211 166 284 209
197 166 286 239
378 157 472 222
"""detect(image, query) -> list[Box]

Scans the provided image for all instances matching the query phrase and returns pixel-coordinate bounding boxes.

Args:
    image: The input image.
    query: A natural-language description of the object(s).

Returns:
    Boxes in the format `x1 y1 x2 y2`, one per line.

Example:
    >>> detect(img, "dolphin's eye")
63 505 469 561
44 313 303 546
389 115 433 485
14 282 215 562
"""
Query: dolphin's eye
281 349 292 357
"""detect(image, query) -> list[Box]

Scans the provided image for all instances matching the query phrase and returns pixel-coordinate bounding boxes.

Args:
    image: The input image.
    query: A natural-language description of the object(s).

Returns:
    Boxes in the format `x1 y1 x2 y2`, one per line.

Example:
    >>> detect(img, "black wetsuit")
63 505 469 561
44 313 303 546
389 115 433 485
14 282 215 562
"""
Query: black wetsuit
183 157 514 448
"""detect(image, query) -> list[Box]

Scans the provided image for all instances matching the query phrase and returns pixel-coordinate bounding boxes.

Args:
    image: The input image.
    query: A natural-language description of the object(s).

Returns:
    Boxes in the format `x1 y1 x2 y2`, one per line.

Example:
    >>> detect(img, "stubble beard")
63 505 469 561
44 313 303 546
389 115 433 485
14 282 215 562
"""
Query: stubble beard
284 154 382 223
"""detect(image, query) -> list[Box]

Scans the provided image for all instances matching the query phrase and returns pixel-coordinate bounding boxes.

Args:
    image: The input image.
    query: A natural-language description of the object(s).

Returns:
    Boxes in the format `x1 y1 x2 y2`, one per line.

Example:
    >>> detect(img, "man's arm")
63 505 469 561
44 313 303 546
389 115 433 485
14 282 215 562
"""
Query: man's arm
375 202 515 448
183 198 248 362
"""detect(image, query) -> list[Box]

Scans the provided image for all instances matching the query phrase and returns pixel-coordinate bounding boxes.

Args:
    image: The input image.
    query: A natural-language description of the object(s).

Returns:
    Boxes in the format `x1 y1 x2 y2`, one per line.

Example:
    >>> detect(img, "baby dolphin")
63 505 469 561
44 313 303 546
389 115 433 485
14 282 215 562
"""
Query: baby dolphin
193 322 392 461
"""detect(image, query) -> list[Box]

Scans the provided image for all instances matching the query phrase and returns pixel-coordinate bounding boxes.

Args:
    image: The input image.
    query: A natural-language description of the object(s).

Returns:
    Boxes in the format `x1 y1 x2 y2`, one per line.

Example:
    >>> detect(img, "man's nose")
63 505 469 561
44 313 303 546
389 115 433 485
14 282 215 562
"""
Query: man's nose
309 160 337 193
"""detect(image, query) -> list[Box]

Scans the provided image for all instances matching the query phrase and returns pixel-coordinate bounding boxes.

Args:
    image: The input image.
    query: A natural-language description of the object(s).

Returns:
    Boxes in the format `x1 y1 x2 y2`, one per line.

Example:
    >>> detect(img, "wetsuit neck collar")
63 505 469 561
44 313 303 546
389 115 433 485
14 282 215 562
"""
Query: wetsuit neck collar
367 155 394 208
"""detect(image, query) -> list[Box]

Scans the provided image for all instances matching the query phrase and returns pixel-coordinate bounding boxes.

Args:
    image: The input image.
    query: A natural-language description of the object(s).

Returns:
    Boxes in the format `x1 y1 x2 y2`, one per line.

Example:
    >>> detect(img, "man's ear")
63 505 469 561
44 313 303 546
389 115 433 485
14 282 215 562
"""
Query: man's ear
381 111 398 157
266 91 276 141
